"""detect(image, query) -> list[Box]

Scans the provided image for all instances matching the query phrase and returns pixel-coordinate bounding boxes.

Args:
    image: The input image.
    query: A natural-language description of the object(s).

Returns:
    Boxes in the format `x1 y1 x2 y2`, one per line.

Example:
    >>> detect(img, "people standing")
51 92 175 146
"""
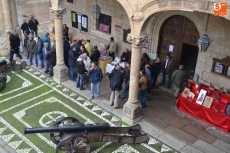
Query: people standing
34 36 44 69
23 32 29 59
68 46 77 80
90 45 100 66
7 31 22 63
20 20 30 36
160 53 174 88
172 65 186 98
85 40 93 56
88 62 103 100
46 41 56 77
120 49 130 62
109 64 123 109
108 37 116 60
40 33 50 48
27 35 36 65
151 57 161 89
63 24 69 40
73 39 82 59
145 64 152 99
80 45 89 57
82 53 91 72
42 43 50 74
139 70 148 108
121 62 130 99
76 57 88 90
63 36 70 67
28 15 39 37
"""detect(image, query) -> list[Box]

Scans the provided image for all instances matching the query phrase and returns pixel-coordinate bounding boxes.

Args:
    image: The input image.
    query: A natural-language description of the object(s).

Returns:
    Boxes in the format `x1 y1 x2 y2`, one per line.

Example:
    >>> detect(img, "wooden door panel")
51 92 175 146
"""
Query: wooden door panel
157 15 199 71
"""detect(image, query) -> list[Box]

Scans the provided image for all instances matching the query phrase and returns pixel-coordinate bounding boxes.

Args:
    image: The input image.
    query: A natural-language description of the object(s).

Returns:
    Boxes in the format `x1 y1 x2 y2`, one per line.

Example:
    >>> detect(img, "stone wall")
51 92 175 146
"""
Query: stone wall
0 0 8 57
62 0 131 57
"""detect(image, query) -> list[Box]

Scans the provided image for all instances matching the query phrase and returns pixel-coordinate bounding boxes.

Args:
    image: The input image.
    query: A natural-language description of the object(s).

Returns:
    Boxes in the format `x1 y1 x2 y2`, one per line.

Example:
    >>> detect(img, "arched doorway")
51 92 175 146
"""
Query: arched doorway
157 15 199 75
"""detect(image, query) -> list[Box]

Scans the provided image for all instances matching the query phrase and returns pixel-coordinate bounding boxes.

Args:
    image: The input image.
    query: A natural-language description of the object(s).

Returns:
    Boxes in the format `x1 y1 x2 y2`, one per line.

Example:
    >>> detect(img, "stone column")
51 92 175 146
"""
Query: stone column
10 0 18 29
50 7 68 84
2 0 13 31
122 34 147 125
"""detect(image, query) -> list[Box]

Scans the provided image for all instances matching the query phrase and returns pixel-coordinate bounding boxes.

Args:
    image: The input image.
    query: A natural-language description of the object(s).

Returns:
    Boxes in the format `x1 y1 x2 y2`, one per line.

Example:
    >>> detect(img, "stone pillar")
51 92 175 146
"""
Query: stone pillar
50 7 68 84
2 0 13 31
122 34 147 125
10 0 18 29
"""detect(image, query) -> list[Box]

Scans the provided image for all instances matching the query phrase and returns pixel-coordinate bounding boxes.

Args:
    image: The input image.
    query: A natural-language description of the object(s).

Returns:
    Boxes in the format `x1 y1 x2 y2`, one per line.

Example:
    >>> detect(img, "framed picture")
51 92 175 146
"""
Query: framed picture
196 89 207 105
214 63 223 74
188 92 195 99
202 96 213 108
182 88 190 98
223 102 230 116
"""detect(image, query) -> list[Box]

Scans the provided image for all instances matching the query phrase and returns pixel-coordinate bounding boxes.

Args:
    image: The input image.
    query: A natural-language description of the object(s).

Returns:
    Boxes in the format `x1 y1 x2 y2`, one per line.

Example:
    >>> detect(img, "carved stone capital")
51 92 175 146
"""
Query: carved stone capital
50 7 66 18
127 34 148 46
131 12 144 22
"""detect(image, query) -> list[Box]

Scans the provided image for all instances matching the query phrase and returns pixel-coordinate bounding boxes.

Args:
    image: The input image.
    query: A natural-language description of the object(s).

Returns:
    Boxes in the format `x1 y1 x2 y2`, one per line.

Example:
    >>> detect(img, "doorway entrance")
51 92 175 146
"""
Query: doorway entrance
180 43 198 78
157 15 199 72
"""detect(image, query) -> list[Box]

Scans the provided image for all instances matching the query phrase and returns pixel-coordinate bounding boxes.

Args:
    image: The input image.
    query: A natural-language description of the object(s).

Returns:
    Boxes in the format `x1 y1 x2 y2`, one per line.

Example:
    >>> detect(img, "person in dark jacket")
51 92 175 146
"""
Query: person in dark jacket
46 42 56 77
28 15 39 37
139 70 148 108
35 36 44 68
121 61 130 99
40 33 50 48
88 62 103 100
172 65 186 98
90 45 100 65
23 31 29 58
80 45 89 57
76 57 88 90
63 24 69 40
68 46 77 80
20 20 30 36
120 49 130 62
109 64 123 109
7 31 22 63
73 39 82 59
63 36 70 67
151 58 161 89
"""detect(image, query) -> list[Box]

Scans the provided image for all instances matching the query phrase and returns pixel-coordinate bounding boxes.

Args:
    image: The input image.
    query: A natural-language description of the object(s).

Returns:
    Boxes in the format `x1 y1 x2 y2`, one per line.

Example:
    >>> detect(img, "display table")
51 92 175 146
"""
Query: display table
176 82 230 133
98 56 113 74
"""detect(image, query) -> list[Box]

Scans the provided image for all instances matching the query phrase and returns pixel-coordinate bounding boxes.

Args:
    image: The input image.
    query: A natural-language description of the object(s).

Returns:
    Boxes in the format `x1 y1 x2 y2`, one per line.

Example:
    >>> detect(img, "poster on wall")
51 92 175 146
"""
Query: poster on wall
214 63 223 73
71 11 78 28
71 11 88 32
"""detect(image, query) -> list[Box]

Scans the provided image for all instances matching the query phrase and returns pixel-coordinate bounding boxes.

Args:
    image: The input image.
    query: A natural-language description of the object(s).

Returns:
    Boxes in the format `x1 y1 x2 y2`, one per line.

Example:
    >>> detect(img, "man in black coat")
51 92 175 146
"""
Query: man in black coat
151 58 161 89
7 31 22 63
28 15 39 37
90 45 100 66
73 39 82 59
46 42 56 77
76 57 88 90
68 46 77 80
21 20 30 36
109 64 123 109
63 36 70 67
121 61 130 99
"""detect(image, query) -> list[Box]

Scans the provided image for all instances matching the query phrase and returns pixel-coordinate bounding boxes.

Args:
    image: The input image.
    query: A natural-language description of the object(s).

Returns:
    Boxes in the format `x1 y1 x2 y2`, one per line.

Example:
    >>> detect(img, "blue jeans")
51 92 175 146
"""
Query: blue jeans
9 48 22 62
90 82 101 98
161 69 172 88
29 53 35 65
69 67 75 80
30 30 38 37
49 65 54 77
122 81 128 98
76 74 85 90
35 53 44 68
140 89 147 108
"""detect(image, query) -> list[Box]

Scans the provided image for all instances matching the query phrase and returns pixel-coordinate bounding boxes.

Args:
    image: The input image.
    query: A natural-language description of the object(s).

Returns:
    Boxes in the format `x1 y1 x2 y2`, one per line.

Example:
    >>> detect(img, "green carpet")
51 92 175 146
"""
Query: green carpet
0 65 177 153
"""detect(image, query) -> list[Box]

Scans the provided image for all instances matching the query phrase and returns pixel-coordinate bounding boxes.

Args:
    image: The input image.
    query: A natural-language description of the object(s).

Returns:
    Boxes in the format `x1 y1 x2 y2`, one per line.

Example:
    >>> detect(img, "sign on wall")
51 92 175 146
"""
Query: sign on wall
71 11 88 32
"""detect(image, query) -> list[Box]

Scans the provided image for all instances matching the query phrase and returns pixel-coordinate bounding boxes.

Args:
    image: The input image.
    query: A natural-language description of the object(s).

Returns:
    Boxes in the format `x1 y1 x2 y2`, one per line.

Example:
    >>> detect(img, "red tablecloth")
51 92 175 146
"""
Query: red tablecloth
176 83 230 133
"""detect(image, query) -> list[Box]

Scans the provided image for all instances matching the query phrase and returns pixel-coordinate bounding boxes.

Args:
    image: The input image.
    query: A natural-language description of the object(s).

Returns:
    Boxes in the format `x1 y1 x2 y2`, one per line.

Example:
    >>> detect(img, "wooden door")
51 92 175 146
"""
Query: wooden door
157 15 199 71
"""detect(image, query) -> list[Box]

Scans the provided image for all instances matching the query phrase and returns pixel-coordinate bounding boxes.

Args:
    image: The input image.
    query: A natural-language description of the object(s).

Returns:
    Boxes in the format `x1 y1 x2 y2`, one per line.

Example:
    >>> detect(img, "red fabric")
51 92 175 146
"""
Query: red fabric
176 82 230 133
99 23 110 33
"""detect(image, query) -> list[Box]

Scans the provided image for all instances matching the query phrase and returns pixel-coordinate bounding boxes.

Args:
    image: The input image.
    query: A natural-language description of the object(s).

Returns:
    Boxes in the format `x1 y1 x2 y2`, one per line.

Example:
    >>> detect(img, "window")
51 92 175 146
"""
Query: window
67 0 73 3
97 14 111 34
212 56 230 78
